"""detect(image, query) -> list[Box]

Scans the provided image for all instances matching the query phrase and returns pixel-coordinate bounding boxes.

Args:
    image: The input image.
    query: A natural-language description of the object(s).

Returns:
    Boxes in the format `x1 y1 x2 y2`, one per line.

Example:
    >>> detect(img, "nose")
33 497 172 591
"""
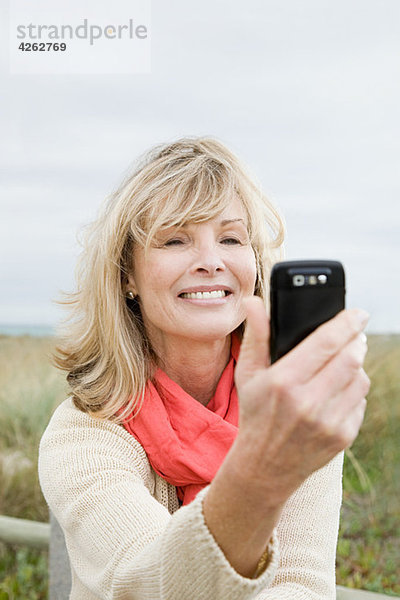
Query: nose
190 240 225 276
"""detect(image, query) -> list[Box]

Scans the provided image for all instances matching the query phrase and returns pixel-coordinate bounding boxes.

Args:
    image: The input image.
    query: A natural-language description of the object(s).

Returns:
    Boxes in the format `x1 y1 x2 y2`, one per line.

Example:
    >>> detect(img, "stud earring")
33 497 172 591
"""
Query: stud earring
127 291 135 300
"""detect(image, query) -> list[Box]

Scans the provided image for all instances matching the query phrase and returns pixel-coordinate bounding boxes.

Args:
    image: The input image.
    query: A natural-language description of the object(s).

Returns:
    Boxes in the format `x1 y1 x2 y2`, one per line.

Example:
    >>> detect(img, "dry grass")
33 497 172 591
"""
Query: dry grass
0 336 67 522
0 333 399 596
336 334 400 594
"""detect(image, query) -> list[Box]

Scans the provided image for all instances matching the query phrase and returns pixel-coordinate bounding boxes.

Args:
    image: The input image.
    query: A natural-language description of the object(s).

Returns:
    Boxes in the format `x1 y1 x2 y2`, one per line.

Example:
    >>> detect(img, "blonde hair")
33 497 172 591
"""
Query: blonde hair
54 136 285 422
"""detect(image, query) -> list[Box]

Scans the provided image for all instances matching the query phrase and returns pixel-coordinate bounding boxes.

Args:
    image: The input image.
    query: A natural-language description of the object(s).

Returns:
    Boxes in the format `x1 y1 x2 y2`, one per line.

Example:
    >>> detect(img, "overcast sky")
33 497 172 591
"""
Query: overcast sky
1 0 399 332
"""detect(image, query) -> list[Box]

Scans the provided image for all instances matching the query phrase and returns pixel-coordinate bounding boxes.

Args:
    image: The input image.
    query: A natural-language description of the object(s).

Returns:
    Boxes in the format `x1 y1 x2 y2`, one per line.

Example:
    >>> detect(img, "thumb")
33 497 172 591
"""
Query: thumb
235 296 270 390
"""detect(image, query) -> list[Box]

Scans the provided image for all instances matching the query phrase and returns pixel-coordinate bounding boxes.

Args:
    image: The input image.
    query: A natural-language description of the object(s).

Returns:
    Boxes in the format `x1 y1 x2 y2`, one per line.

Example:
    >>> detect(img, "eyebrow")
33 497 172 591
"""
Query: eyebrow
159 218 247 236
220 218 247 226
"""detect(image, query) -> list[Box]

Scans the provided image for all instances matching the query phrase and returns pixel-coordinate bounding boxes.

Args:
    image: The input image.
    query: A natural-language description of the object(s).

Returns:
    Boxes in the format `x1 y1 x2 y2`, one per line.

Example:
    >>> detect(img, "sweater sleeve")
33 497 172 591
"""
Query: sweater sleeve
255 452 344 600
38 399 279 600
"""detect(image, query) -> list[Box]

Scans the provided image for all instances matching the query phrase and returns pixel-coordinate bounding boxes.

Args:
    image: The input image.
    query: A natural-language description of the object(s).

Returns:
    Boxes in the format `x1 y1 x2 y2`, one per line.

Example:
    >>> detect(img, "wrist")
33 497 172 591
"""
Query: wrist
225 433 291 510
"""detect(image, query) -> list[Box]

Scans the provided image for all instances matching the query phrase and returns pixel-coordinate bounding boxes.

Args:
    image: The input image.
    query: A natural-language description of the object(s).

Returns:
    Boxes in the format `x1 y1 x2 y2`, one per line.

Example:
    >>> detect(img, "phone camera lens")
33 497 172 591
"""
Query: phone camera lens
293 275 305 287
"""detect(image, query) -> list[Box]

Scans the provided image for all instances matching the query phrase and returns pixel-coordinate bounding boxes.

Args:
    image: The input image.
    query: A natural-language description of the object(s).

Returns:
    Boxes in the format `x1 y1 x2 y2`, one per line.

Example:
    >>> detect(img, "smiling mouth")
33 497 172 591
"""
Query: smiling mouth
179 290 232 299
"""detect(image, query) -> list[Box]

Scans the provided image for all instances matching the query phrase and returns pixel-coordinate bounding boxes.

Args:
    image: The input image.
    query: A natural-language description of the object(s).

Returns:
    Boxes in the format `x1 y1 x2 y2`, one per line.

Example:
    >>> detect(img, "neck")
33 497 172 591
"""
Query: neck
152 334 232 406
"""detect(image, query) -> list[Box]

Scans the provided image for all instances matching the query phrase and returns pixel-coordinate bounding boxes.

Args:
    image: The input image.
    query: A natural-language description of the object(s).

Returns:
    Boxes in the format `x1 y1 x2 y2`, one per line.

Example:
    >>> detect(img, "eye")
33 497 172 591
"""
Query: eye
221 237 242 245
164 238 186 246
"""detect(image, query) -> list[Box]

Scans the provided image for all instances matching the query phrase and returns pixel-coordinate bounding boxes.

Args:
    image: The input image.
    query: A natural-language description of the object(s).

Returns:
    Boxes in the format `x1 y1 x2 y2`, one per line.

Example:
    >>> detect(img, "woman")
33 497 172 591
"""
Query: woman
39 137 370 599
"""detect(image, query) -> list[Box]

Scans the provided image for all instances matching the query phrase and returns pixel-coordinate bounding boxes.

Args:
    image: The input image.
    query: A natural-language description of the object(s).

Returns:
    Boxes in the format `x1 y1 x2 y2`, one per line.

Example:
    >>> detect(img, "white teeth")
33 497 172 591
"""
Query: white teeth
180 290 228 299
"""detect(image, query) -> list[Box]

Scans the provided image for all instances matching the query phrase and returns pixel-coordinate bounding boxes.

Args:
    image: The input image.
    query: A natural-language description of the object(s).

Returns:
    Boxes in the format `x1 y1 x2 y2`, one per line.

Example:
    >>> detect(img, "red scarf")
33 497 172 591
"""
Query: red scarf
122 334 241 506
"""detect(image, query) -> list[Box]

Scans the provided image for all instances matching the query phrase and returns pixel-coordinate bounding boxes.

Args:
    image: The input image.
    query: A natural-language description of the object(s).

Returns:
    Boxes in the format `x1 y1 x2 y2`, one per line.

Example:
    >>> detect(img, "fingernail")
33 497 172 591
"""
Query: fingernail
355 309 370 329
360 332 367 344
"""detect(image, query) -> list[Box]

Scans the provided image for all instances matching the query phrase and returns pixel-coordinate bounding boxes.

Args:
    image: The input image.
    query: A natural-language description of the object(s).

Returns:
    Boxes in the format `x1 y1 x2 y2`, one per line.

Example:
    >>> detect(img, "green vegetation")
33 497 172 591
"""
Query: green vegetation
0 547 47 600
0 335 66 598
0 334 399 597
337 334 400 595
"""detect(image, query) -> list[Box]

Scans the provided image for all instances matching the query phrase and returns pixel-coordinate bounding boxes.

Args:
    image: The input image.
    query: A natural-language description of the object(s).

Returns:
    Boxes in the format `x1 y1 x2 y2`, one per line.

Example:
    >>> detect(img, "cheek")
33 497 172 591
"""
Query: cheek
234 250 257 291
138 255 181 298
136 262 171 326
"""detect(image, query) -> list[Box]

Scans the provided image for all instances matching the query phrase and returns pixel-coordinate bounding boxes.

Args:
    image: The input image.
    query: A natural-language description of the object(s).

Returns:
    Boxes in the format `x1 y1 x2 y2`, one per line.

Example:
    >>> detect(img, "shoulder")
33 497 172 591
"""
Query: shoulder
39 397 154 492
40 397 148 457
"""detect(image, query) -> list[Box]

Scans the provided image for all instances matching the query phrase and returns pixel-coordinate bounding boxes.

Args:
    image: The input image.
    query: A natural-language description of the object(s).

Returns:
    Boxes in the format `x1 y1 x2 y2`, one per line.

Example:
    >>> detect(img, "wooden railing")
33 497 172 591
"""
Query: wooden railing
0 514 49 549
336 587 393 600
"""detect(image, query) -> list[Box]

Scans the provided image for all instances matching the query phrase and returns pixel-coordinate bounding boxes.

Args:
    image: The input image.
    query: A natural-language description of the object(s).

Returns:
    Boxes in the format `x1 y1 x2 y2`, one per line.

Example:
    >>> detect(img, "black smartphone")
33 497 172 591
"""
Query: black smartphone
269 260 345 363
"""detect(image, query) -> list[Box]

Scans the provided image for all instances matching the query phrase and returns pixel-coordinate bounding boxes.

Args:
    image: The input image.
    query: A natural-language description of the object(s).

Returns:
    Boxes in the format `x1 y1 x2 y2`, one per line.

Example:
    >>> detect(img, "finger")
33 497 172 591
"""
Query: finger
313 366 370 426
332 369 370 415
307 333 368 402
280 308 370 384
339 396 367 450
307 373 369 455
318 393 367 457
235 296 270 389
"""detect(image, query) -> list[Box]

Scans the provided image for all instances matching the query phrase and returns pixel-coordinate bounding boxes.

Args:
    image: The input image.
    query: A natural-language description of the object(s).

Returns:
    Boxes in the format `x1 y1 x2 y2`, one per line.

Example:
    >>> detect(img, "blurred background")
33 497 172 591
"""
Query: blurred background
0 1 399 597
1 0 399 333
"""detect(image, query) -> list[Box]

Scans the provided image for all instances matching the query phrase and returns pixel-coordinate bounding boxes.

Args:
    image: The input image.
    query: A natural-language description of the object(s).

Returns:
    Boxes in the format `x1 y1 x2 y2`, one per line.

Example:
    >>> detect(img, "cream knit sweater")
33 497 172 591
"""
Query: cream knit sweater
39 397 343 600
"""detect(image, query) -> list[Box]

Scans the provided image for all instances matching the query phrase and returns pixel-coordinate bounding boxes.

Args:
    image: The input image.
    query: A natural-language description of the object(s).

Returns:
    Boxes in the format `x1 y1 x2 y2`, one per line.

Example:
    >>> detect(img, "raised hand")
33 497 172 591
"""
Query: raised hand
234 296 370 504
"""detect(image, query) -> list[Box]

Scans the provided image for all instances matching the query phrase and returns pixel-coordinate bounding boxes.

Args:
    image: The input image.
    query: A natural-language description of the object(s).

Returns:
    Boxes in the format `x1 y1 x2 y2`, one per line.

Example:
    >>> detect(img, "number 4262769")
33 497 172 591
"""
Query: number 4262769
19 42 67 51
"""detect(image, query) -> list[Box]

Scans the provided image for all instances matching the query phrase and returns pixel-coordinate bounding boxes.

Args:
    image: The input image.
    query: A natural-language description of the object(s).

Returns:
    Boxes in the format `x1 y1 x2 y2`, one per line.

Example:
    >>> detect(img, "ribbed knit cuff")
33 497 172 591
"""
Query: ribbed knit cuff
195 485 280 591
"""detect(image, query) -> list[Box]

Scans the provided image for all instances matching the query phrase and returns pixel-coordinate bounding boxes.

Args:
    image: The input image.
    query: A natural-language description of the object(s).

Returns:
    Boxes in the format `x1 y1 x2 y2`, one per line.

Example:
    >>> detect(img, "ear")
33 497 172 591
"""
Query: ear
126 273 138 297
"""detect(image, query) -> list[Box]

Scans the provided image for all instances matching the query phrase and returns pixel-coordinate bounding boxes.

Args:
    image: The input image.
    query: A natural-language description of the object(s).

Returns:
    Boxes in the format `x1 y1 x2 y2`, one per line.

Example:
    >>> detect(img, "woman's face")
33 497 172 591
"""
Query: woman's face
127 196 257 344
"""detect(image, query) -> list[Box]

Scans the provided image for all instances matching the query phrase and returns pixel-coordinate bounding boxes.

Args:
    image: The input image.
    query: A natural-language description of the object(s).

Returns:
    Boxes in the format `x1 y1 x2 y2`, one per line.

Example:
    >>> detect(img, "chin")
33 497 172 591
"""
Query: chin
182 320 241 343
